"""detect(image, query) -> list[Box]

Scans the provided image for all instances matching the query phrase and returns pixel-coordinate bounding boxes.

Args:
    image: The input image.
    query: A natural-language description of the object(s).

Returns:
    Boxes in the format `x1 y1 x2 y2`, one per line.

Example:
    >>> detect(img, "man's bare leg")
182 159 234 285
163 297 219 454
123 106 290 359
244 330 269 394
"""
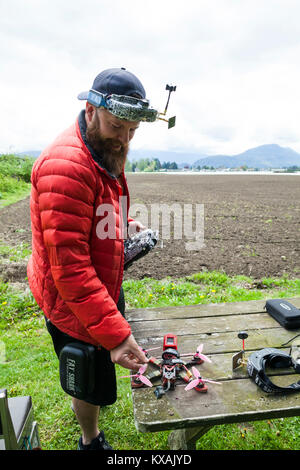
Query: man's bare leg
72 397 100 445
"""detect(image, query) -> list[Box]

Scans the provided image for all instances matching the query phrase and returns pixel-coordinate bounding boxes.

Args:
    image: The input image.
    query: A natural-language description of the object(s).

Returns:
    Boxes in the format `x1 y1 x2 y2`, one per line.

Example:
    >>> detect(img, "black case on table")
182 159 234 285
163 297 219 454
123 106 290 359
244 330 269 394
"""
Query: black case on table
265 299 300 329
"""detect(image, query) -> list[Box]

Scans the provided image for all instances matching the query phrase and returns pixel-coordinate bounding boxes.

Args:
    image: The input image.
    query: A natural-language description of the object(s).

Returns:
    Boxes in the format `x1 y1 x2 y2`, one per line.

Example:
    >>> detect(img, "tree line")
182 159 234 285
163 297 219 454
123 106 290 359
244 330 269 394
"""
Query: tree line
125 158 178 172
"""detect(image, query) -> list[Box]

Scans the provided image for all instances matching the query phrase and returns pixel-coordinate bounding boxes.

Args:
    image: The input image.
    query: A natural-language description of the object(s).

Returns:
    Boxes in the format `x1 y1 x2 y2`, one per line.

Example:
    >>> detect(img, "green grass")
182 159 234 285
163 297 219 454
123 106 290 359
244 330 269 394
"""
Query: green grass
0 242 32 263
0 153 34 208
123 271 300 309
0 271 300 450
0 153 34 182
0 183 31 208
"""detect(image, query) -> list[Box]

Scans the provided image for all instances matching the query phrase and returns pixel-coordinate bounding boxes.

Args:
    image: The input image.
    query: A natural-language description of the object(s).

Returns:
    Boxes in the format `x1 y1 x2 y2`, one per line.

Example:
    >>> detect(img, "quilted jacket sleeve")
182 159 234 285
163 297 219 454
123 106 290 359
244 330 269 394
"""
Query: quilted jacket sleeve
33 150 131 350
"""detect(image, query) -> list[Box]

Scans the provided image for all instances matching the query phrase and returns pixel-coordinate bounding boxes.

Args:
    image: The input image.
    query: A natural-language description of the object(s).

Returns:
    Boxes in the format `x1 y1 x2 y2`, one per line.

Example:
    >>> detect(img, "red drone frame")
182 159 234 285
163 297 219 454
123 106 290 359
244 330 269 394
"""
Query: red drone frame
120 334 221 399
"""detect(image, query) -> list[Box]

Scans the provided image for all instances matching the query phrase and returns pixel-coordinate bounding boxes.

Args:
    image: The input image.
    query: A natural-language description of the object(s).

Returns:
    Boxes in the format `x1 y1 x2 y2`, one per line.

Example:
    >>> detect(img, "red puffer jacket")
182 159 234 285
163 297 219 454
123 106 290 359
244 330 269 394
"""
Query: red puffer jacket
27 117 132 350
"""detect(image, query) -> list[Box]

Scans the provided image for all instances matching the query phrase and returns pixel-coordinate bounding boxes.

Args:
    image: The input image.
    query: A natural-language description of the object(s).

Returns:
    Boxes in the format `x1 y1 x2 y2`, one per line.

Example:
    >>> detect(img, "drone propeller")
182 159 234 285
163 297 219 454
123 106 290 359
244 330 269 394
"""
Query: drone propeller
120 364 153 387
184 366 222 391
195 344 212 363
181 344 212 363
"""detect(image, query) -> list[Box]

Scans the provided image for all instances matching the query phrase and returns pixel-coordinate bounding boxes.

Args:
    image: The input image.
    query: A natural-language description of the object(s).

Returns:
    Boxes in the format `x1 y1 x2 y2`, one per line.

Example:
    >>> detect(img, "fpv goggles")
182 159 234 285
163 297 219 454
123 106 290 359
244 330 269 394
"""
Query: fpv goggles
87 84 176 129
247 347 300 393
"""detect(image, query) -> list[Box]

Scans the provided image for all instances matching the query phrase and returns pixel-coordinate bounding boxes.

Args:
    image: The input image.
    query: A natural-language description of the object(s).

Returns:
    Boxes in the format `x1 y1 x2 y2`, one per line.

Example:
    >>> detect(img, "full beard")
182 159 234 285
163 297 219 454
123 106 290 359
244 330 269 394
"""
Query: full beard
86 114 129 177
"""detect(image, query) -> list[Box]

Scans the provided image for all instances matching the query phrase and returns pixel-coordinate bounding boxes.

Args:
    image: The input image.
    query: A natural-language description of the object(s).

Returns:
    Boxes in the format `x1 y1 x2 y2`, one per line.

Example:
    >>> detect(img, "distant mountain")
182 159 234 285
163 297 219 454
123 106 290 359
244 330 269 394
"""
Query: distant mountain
13 144 300 169
130 144 300 169
192 144 300 169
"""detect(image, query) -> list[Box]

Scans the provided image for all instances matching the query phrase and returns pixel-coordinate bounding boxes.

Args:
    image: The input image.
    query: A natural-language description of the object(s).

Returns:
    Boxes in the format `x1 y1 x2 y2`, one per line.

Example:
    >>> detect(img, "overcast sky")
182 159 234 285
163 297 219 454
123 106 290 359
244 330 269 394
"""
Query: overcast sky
1 0 300 157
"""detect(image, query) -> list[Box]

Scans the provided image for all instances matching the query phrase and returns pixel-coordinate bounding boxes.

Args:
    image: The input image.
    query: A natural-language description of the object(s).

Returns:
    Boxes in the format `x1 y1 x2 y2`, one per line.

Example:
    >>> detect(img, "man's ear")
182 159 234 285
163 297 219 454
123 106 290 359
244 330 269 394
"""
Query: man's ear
85 102 96 123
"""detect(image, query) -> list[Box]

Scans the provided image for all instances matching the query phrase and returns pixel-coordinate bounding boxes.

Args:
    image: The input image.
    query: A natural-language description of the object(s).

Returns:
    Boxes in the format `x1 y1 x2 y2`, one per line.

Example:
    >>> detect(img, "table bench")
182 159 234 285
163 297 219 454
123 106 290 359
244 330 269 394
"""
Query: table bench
126 298 300 450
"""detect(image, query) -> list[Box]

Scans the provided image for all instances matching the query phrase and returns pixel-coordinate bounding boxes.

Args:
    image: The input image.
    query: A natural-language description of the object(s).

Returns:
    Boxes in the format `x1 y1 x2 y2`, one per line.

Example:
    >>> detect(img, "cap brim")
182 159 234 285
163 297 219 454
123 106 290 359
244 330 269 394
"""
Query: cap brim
77 91 89 100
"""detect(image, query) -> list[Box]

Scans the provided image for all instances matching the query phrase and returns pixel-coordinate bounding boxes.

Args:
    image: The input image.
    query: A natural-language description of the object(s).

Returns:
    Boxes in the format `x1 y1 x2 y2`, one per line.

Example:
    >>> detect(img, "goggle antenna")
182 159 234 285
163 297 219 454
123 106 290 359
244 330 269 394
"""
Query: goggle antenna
158 84 177 129
164 84 176 115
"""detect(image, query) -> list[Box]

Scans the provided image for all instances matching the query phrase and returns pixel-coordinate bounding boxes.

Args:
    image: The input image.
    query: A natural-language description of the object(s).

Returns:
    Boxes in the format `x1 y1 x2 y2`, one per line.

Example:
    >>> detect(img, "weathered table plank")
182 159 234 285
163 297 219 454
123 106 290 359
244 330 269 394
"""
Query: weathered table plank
132 327 300 357
127 298 300 322
130 313 284 341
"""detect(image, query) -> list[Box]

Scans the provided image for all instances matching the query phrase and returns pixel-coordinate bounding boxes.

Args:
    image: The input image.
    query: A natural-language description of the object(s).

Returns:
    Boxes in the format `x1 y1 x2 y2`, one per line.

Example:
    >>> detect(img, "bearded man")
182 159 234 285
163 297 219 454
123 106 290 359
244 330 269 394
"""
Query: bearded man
27 68 151 450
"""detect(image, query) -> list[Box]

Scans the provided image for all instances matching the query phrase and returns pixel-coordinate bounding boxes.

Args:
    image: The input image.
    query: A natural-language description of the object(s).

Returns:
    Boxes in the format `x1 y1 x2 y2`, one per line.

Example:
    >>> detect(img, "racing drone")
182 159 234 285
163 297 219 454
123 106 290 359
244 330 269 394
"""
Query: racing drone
120 334 221 399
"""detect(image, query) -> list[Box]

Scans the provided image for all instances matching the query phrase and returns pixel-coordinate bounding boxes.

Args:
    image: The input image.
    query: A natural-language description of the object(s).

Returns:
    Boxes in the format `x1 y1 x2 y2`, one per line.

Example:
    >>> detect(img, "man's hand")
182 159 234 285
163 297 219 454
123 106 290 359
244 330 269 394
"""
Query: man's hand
110 334 148 371
128 220 146 238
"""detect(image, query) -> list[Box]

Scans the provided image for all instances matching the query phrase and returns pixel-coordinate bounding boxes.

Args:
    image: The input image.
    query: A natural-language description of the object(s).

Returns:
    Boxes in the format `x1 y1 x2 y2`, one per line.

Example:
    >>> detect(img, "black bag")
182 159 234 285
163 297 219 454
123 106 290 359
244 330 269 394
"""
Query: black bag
59 342 96 399
265 299 300 330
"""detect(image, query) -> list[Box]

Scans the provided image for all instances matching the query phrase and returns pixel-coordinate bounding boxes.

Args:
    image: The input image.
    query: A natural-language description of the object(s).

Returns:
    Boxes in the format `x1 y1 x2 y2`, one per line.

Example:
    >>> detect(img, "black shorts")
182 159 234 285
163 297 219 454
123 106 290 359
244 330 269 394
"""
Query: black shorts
45 287 125 407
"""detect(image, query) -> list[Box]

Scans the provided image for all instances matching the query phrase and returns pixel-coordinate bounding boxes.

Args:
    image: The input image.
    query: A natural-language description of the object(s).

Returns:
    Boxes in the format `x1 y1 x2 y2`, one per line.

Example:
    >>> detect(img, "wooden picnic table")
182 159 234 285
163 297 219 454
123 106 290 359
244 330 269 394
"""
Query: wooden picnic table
126 298 300 450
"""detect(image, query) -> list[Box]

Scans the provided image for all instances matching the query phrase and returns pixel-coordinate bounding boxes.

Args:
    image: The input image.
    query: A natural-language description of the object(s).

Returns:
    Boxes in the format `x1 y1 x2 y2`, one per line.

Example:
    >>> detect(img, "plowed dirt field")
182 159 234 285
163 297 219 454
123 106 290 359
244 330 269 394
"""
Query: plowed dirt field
0 173 299 282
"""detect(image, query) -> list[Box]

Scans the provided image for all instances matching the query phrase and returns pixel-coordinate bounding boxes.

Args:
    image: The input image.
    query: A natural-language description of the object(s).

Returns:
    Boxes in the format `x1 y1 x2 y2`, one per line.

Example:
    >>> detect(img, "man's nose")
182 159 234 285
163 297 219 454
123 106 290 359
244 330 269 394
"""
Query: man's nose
117 129 130 145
